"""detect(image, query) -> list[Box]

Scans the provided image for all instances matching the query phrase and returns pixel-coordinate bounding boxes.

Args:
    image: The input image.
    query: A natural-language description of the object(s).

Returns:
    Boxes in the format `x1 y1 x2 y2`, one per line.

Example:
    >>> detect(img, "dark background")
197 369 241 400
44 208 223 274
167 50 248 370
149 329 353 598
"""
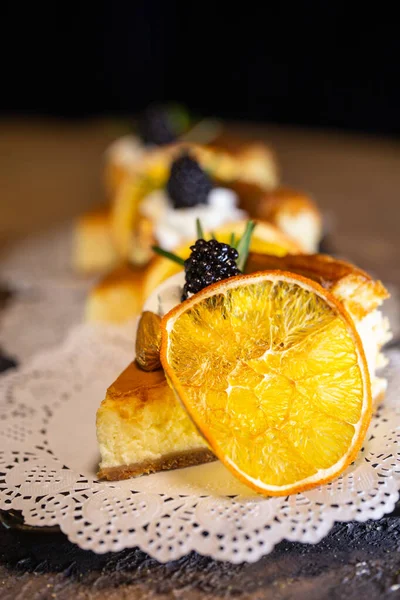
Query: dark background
2 3 399 135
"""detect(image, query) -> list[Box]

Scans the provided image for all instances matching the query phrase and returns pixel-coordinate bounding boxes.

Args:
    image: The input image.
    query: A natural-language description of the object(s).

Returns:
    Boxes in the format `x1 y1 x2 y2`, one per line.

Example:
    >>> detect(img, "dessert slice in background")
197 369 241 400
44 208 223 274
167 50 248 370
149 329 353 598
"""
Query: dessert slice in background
82 146 321 322
73 207 118 274
74 120 322 277
210 134 279 189
74 140 282 275
106 104 223 194
105 105 278 197
107 143 314 263
85 264 146 323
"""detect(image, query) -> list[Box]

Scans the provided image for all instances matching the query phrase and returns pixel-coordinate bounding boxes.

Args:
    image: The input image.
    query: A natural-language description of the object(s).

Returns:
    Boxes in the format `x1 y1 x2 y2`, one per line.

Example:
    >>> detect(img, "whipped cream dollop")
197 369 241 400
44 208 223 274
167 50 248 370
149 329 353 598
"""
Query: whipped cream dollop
140 187 246 251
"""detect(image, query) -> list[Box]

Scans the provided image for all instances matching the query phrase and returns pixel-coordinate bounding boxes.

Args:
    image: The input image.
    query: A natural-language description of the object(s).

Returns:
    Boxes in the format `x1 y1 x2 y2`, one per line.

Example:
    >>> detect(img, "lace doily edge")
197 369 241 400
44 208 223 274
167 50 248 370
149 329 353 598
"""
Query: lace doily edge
3 485 396 563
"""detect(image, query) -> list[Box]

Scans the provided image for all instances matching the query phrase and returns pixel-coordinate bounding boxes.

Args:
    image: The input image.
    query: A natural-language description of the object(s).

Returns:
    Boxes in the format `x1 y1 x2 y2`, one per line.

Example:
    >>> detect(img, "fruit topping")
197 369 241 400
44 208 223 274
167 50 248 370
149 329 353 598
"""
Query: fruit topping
137 105 177 146
167 153 213 209
181 239 240 301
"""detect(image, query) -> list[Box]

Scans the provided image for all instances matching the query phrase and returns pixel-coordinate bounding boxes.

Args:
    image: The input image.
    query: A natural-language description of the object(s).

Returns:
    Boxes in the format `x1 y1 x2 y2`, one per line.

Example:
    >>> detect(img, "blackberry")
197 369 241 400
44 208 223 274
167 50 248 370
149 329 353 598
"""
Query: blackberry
167 153 213 209
182 239 241 300
137 105 177 146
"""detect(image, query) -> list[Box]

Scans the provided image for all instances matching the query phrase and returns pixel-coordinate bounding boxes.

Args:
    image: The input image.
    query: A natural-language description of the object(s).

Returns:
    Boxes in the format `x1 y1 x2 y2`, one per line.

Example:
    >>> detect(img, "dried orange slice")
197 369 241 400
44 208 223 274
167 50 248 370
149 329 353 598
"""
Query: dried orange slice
161 271 372 496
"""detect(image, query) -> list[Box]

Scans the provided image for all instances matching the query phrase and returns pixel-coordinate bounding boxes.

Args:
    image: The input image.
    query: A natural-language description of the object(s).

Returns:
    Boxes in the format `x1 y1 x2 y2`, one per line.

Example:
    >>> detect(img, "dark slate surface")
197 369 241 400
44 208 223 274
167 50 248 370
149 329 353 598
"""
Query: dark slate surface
0 287 18 373
2 517 400 599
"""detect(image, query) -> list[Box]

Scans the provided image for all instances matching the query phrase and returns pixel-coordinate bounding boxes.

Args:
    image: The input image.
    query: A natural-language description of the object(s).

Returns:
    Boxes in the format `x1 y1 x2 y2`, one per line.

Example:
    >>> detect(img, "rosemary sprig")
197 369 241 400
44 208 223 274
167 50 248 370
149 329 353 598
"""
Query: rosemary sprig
196 218 204 240
152 219 256 272
151 246 185 266
236 220 256 271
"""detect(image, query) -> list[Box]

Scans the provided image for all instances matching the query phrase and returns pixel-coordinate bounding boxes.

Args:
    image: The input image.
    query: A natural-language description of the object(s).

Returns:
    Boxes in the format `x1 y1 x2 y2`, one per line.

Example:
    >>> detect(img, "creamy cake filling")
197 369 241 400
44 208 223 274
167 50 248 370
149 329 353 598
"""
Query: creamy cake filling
354 309 391 401
97 396 208 471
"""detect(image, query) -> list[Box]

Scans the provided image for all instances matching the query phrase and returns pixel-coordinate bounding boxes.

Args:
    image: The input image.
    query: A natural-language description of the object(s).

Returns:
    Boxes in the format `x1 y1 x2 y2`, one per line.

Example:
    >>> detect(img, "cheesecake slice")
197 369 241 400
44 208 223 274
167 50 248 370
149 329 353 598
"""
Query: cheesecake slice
97 361 213 480
96 253 391 481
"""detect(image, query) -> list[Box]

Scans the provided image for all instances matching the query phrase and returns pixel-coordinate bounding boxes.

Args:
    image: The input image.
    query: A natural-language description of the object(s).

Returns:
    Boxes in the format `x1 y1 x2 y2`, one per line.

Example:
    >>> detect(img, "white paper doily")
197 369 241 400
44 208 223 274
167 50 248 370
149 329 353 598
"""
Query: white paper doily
0 223 95 291
0 288 86 362
0 322 400 564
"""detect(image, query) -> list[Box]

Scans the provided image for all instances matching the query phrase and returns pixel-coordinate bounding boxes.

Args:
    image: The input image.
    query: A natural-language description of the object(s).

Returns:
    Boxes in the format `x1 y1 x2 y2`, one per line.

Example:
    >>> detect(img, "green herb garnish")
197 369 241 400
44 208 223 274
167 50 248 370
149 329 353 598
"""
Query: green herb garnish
152 219 256 272
196 218 204 240
151 247 185 266
236 221 256 271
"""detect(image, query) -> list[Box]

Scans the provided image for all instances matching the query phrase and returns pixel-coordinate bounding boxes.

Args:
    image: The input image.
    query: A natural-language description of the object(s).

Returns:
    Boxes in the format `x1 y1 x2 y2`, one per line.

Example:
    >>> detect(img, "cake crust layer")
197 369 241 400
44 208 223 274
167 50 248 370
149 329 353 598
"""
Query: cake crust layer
98 447 216 481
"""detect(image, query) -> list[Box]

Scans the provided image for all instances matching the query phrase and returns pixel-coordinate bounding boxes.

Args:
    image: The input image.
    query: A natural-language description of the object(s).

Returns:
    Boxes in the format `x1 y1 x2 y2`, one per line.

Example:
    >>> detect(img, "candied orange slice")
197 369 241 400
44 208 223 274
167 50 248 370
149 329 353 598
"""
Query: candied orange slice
161 271 372 496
